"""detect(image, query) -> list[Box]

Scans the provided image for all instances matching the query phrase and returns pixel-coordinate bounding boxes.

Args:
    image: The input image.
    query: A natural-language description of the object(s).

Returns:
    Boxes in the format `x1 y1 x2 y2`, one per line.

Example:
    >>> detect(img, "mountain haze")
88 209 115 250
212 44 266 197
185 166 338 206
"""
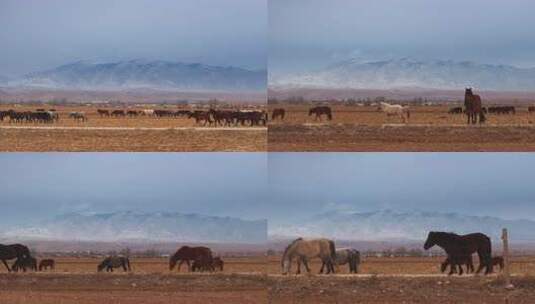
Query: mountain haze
269 210 535 242
12 60 266 91
271 58 535 91
1 211 267 244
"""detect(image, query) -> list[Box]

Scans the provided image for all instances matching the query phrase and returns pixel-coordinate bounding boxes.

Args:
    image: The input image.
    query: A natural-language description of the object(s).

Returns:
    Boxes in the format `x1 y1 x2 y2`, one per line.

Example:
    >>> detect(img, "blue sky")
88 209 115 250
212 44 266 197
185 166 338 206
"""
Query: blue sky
0 0 266 76
269 0 535 75
3 153 535 228
0 153 268 227
267 153 535 224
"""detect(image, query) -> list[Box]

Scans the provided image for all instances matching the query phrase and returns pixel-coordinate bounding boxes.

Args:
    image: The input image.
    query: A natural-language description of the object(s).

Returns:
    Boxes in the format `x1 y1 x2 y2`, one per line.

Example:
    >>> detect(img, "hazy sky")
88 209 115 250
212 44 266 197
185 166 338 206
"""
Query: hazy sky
268 153 535 224
269 0 535 75
0 153 268 228
4 153 535 228
0 0 266 76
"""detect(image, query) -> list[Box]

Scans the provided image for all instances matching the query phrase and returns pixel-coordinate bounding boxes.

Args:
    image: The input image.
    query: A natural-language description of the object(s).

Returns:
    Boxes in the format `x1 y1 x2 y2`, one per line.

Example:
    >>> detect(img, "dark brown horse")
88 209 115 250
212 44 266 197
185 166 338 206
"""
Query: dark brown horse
0 244 31 272
440 254 474 275
491 256 504 271
39 259 55 271
272 108 286 120
424 231 493 274
309 106 332 121
12 256 38 272
464 88 486 124
169 246 213 272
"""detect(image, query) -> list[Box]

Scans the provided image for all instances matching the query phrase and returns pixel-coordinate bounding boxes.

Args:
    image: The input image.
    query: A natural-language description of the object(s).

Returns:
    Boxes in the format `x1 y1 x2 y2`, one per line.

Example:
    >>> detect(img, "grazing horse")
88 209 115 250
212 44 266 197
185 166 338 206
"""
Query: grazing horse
191 255 220 272
272 108 286 120
12 256 38 272
169 246 213 272
38 259 55 271
379 102 410 123
0 244 31 272
424 231 493 275
321 248 360 274
309 106 332 121
69 112 87 122
97 256 131 272
281 238 336 275
464 88 486 124
97 109 110 117
491 256 504 271
440 254 474 275
111 110 126 117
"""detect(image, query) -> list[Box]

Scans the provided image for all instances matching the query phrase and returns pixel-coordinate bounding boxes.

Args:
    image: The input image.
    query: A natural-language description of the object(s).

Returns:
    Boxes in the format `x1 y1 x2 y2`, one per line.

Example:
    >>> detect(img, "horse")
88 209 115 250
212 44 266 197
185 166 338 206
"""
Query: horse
97 256 131 272
12 256 38 272
127 110 140 117
378 102 410 123
424 231 493 274
281 238 336 275
191 255 219 272
169 246 213 272
309 106 332 121
97 109 110 117
440 254 474 275
111 110 126 117
188 111 215 126
0 244 31 272
491 256 504 271
141 109 154 116
38 259 55 271
69 112 87 122
272 108 286 120
448 107 463 114
320 248 360 274
464 88 486 124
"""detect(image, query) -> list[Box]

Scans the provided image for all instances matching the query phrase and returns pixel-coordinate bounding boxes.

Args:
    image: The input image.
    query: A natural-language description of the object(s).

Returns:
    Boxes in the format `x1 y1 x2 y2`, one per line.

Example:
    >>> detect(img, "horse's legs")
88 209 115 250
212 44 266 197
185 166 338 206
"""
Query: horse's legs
319 261 325 274
186 260 191 272
448 264 456 276
296 259 301 274
2 259 11 272
303 259 311 273
458 263 464 276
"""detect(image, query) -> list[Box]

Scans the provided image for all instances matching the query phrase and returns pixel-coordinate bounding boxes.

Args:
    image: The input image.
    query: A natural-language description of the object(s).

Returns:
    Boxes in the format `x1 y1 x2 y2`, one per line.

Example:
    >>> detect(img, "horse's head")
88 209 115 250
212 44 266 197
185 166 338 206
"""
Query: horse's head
97 261 106 272
169 256 177 271
308 108 314 116
423 231 438 250
281 257 291 275
465 88 473 95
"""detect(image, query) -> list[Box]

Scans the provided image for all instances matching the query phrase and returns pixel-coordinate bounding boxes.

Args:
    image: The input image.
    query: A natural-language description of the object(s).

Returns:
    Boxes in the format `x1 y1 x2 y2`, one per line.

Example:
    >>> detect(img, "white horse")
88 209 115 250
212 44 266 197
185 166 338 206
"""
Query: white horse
142 109 154 116
379 102 410 123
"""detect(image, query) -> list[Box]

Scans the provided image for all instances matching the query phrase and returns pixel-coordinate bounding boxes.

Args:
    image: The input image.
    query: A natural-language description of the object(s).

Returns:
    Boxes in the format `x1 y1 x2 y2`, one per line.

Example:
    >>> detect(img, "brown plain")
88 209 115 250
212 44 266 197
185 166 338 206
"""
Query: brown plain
268 104 535 151
0 105 266 151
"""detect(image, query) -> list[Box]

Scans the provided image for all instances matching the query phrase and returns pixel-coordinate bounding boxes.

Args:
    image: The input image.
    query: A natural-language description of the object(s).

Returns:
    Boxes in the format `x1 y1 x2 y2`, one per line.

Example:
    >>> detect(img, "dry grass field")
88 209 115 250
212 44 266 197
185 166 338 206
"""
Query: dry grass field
0 105 266 151
2 256 535 303
268 104 535 151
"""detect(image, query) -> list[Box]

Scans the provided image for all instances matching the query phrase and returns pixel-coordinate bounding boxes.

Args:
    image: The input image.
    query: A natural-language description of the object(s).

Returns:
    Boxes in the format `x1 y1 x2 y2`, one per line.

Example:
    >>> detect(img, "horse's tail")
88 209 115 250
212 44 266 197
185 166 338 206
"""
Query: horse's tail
329 240 336 261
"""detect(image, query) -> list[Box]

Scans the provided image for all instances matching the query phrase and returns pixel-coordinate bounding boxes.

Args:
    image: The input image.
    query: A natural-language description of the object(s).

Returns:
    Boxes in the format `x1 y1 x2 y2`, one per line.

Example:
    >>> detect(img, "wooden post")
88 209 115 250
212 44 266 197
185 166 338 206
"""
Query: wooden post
502 228 514 289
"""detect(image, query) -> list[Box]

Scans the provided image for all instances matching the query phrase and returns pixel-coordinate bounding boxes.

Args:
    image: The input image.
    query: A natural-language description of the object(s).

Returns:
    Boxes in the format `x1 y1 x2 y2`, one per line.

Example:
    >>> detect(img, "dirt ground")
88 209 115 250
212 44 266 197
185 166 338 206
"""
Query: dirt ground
2 256 535 303
268 105 535 151
0 105 266 151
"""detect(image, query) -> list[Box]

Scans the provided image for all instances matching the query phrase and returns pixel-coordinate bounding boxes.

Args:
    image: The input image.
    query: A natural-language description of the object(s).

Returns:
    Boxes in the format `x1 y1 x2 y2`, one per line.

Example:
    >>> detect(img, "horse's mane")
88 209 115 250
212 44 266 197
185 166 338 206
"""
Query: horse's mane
281 238 303 265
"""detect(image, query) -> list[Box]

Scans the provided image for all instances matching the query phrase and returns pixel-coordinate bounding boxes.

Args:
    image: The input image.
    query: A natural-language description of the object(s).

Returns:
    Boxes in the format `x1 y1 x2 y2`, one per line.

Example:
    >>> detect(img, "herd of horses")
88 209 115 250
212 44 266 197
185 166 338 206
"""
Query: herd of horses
0 244 224 273
0 108 267 127
281 231 504 276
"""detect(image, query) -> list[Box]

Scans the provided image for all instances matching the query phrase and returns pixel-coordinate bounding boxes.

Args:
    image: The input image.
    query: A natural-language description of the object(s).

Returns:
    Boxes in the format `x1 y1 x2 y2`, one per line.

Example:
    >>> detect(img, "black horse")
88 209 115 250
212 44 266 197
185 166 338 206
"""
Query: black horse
440 254 474 275
309 106 332 121
424 231 493 275
0 244 31 272
12 256 38 272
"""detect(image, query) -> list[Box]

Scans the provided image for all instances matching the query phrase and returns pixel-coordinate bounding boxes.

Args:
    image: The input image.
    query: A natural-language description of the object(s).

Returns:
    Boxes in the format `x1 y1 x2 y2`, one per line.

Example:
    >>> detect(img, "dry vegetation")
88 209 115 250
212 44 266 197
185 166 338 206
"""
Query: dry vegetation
3 256 535 303
268 104 535 151
0 104 266 151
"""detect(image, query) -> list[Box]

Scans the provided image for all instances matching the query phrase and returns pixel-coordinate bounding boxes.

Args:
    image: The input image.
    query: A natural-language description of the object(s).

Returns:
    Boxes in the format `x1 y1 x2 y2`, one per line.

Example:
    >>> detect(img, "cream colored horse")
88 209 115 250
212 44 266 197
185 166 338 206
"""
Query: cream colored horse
379 102 410 123
281 238 336 275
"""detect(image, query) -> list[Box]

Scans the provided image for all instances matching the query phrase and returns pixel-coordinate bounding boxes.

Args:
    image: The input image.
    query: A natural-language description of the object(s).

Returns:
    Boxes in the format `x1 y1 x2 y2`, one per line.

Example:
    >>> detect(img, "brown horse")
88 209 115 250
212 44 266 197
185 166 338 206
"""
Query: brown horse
424 231 493 274
0 244 31 272
272 108 286 120
464 88 486 124
491 256 504 271
12 256 38 272
39 259 55 271
309 106 332 121
169 246 213 272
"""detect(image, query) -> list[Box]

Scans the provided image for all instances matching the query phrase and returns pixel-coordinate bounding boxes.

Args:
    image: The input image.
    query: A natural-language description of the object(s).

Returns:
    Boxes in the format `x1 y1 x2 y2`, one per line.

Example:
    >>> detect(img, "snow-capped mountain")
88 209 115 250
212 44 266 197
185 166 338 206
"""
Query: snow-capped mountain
271 58 535 91
12 59 266 91
1 211 267 244
269 210 535 242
